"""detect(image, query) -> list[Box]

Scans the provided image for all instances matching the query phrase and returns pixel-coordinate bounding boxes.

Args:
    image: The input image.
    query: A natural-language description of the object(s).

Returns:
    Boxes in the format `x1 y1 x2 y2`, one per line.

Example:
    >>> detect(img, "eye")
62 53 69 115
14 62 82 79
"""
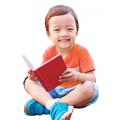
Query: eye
53 28 60 32
67 28 74 31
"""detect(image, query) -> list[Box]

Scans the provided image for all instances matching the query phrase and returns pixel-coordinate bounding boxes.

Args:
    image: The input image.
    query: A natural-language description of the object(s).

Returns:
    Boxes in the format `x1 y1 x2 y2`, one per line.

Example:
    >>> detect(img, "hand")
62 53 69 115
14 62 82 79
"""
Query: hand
27 70 37 81
59 68 80 82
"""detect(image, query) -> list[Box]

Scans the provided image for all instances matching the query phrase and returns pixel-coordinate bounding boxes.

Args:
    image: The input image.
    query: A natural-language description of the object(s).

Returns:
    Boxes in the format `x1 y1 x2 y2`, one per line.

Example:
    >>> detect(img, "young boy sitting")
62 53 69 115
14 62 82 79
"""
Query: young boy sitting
23 5 99 120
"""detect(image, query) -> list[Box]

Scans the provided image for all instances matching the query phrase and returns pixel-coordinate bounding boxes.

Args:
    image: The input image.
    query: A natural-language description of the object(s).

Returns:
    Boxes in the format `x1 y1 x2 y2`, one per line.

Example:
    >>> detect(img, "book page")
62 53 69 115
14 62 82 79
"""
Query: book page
22 55 35 70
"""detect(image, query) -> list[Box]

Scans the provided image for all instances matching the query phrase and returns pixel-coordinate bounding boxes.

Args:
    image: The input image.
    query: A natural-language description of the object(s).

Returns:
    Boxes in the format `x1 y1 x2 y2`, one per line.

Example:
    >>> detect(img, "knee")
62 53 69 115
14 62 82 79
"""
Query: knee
83 81 95 99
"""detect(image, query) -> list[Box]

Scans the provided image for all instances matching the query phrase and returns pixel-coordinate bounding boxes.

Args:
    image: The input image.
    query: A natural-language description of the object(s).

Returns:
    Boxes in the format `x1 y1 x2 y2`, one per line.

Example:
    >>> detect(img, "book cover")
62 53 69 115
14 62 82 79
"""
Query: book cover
22 54 67 91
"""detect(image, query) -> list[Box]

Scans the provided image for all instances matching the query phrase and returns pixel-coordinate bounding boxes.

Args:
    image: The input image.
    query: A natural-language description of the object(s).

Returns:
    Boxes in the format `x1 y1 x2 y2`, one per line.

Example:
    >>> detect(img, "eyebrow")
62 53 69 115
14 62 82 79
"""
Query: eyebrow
52 25 75 28
67 25 75 27
49 25 60 29
53 26 60 28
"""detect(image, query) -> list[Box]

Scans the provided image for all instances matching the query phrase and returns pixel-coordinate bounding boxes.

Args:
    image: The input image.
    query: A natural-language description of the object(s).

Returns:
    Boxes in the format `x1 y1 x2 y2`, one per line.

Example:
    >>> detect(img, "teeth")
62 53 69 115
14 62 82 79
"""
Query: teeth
59 39 69 42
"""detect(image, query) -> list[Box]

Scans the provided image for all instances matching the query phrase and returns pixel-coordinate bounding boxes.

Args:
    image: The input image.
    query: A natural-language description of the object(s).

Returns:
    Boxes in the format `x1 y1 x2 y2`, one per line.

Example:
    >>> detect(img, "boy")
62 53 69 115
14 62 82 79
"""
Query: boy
23 5 99 120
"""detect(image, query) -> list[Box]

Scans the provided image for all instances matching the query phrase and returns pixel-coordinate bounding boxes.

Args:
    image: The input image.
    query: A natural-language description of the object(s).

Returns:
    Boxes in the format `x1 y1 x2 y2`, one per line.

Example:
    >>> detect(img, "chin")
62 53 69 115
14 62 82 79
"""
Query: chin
59 45 70 49
59 44 70 48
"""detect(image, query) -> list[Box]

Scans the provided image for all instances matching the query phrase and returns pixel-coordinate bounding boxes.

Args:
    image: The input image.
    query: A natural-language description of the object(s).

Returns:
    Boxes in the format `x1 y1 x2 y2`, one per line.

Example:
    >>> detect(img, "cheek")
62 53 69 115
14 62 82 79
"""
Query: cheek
50 33 58 40
47 32 54 39
48 34 58 43
70 33 76 40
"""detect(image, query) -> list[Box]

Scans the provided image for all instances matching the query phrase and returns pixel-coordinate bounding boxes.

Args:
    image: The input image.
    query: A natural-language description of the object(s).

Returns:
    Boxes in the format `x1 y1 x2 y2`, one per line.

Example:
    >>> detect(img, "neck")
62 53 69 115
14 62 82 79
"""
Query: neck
56 44 74 59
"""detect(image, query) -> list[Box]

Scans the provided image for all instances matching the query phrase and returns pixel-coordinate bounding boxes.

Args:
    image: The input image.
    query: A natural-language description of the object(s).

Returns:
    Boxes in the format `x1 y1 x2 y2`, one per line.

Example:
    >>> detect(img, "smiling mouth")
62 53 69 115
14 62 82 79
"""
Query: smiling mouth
58 39 70 42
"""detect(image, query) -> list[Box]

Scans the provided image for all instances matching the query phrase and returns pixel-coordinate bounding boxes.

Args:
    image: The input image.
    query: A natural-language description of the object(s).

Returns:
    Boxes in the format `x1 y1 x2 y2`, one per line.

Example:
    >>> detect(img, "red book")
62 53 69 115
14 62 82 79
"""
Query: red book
22 54 67 91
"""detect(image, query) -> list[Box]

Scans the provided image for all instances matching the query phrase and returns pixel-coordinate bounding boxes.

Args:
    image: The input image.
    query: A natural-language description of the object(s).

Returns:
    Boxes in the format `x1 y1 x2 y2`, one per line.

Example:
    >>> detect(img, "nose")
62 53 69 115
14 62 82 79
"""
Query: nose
60 29 68 37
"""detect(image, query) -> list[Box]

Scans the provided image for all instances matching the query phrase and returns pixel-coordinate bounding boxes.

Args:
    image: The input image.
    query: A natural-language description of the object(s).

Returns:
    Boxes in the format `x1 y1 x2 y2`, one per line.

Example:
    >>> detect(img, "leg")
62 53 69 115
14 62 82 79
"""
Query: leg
49 81 95 120
24 78 74 119
24 78 54 115
59 81 95 107
24 78 53 106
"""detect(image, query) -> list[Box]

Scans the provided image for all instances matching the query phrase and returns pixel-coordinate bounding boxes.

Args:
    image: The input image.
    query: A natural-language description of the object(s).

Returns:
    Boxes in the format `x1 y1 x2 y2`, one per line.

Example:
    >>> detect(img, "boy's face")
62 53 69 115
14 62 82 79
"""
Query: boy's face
47 13 77 50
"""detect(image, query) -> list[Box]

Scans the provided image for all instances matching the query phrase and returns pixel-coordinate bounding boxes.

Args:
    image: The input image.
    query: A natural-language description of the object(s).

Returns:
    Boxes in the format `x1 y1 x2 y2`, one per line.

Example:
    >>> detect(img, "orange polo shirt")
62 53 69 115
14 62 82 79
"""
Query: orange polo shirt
42 43 95 88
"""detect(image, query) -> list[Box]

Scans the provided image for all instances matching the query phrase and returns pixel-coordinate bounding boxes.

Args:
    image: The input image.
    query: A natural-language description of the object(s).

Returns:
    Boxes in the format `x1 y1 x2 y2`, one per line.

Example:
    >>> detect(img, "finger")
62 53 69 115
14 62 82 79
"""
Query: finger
62 72 74 79
34 76 38 80
62 69 71 75
27 71 37 81
28 70 36 76
29 75 37 81
60 76 75 82
28 70 33 74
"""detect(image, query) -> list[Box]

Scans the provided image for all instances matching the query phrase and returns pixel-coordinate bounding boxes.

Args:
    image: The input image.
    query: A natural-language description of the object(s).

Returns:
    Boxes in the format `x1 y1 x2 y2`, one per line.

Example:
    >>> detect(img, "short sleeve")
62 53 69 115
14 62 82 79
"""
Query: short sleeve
42 45 57 63
79 47 95 73
42 49 51 63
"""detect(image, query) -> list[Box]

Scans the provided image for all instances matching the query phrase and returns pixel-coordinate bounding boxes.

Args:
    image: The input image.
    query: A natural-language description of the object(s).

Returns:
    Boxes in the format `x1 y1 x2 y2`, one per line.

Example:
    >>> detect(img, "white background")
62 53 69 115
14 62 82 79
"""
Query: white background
0 0 120 120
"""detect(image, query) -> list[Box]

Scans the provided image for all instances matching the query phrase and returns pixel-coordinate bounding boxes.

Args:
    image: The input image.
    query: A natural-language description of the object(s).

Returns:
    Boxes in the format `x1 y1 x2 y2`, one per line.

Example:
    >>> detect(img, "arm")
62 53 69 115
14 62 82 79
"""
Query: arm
59 68 96 83
77 70 96 82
